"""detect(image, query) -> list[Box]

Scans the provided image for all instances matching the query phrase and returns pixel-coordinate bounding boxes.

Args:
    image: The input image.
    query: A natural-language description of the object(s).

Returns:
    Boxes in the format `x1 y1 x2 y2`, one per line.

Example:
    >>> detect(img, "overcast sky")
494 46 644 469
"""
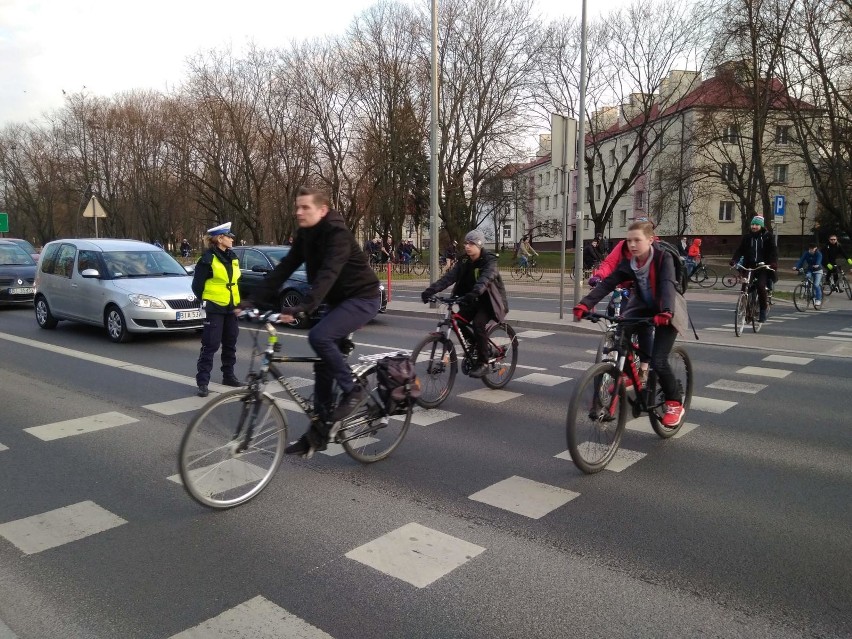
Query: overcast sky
0 0 623 127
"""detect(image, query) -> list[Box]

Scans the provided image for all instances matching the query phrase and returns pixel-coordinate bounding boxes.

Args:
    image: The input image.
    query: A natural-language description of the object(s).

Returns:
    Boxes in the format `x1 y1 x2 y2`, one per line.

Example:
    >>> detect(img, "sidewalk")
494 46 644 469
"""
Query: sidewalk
385 284 852 359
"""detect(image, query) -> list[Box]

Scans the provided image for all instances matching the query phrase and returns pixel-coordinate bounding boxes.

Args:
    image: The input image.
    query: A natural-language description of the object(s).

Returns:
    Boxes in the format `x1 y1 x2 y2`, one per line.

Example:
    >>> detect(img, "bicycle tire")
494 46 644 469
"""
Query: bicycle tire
594 331 616 364
411 262 427 276
340 368 412 463
792 284 808 312
481 322 518 389
750 290 762 332
734 294 747 336
528 266 543 281
566 362 627 474
410 334 457 408
647 346 693 438
722 273 739 288
843 274 852 299
511 266 524 280
822 280 833 297
698 266 717 288
689 267 707 286
179 389 287 509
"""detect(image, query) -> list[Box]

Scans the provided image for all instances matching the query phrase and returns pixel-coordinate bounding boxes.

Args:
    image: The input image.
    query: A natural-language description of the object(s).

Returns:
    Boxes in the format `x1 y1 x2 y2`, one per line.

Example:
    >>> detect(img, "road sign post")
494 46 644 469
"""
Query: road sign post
0 212 8 234
82 196 108 238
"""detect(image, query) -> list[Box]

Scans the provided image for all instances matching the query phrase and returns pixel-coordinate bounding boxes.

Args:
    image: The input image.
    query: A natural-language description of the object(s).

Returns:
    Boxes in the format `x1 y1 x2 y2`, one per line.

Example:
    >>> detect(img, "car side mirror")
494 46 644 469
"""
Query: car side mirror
184 265 195 274
80 268 101 278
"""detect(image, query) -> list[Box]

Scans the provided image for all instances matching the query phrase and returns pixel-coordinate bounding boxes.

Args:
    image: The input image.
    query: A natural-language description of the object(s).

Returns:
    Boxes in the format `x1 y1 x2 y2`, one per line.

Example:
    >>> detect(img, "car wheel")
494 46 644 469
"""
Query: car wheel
105 305 132 343
34 295 59 329
280 290 308 329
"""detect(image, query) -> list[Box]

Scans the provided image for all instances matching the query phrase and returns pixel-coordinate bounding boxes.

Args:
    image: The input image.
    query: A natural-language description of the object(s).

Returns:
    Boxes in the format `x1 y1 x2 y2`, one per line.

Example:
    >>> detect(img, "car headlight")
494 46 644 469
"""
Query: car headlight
128 294 166 309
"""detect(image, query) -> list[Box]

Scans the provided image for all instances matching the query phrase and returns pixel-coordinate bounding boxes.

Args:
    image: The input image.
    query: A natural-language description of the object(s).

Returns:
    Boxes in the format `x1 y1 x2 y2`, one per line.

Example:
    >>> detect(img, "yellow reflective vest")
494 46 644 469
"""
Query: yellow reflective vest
203 254 241 307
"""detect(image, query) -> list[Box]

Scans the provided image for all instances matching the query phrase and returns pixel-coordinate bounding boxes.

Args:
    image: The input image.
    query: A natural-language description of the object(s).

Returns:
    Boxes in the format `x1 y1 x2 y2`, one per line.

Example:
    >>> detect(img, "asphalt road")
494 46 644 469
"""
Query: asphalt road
0 304 850 638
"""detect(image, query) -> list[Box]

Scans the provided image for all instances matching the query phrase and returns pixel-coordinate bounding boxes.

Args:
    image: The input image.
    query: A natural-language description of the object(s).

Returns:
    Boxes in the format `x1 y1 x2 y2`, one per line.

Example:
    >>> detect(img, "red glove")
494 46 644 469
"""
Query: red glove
653 312 673 327
573 304 590 321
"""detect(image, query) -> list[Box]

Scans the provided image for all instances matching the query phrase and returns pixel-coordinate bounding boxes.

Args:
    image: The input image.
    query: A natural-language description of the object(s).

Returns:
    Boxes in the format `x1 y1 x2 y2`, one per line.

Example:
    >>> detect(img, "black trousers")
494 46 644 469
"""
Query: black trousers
458 297 494 364
196 311 238 386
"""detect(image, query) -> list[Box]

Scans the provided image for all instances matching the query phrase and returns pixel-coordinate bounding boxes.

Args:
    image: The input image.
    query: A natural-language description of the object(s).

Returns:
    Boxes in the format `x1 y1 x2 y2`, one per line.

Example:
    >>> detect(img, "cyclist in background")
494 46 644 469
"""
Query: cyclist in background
730 216 777 323
421 230 508 378
793 243 824 309
686 238 702 277
518 235 538 268
822 234 851 292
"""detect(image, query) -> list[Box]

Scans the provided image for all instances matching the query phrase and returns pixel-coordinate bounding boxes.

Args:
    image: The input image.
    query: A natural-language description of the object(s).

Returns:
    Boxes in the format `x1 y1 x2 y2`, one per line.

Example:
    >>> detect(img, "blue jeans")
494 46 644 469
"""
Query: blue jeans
806 270 823 302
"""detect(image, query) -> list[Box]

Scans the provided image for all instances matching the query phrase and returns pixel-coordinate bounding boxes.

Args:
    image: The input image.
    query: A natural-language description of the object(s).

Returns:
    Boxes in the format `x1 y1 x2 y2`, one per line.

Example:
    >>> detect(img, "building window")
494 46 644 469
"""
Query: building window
537 198 541 211
722 124 739 144
573 174 578 190
719 200 735 222
773 164 788 183
584 217 590 230
609 148 616 166
546 172 551 185
545 198 550 210
595 184 601 200
538 173 543 186
635 191 645 210
572 202 578 216
721 163 736 182
620 209 627 227
775 125 790 145
553 194 559 209
503 224 512 238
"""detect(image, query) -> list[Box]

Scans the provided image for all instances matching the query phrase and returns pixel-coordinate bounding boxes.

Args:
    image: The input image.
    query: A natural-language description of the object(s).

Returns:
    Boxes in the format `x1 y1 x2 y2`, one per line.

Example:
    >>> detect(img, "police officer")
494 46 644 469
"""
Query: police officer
192 222 243 397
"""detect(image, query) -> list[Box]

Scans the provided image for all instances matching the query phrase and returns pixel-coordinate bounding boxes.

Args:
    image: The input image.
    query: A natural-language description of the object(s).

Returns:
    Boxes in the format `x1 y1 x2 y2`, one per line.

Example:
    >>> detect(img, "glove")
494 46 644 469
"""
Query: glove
847 258 852 265
461 292 478 306
654 312 673 327
588 275 601 287
421 288 435 304
826 263 834 270
573 304 590 321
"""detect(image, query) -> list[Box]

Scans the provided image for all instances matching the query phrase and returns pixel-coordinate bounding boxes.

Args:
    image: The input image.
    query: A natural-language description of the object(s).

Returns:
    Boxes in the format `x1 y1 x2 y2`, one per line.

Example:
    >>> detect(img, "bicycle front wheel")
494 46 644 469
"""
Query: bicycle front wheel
722 273 739 288
734 294 747 336
482 322 518 389
340 369 412 463
842 274 852 299
792 284 809 312
698 267 717 288
566 363 627 474
179 389 287 509
528 265 544 281
749 290 762 332
647 346 693 438
410 334 457 408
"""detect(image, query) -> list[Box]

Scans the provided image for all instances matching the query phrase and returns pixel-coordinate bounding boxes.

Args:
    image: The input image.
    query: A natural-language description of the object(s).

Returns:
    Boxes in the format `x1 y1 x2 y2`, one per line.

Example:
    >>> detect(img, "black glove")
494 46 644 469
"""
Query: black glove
421 288 435 304
462 292 478 306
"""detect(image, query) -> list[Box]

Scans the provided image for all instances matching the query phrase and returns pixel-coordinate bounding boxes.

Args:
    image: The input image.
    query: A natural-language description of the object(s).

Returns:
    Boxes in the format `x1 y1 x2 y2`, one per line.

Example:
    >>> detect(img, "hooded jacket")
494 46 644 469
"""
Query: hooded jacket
429 249 508 320
731 228 777 268
262 210 379 315
687 239 702 259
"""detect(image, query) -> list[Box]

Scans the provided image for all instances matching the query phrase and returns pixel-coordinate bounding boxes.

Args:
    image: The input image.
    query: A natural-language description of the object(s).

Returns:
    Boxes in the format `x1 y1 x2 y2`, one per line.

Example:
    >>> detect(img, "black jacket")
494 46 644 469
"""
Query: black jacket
822 241 849 266
429 249 508 319
731 228 777 268
262 210 379 315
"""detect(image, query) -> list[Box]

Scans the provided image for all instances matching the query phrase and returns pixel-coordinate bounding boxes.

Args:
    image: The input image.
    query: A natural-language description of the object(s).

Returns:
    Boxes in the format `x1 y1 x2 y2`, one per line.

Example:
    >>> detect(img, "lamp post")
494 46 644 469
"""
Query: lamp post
798 198 808 254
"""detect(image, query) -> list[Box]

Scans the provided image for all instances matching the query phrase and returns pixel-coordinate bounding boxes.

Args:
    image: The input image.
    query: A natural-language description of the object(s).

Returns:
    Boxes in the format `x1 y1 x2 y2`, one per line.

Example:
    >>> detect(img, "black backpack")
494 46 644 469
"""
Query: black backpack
376 355 421 414
655 240 689 295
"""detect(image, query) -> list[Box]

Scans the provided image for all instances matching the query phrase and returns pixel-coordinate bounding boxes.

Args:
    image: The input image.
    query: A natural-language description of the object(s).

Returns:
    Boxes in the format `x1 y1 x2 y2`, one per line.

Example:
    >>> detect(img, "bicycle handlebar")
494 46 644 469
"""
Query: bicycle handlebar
237 307 307 325
427 294 463 305
734 263 775 273
583 311 655 326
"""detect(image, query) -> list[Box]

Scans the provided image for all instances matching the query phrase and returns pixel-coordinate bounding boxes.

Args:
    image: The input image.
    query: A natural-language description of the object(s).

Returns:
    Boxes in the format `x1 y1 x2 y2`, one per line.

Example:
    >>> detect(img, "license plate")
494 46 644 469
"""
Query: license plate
9 287 34 295
176 310 202 321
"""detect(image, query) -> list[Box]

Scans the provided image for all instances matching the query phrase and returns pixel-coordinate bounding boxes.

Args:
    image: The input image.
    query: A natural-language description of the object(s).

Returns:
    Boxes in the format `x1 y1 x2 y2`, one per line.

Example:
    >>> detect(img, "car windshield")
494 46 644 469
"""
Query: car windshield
102 250 189 278
264 247 306 273
9 239 37 255
0 244 36 266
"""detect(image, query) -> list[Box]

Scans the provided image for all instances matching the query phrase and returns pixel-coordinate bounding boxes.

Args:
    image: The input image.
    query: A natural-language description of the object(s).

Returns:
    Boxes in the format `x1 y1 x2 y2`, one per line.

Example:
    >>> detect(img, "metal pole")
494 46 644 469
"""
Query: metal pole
429 0 440 289
573 0 588 310
558 115 568 319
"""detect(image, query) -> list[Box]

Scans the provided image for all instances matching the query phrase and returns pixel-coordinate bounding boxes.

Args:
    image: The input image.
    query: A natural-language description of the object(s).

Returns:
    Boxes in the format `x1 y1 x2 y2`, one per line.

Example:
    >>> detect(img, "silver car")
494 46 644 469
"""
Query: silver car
34 238 203 342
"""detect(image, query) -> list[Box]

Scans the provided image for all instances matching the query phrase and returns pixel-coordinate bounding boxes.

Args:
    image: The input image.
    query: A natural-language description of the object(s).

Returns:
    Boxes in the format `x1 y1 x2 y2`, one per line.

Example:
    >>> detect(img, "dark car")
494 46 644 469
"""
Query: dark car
0 240 37 305
3 238 39 261
232 245 387 329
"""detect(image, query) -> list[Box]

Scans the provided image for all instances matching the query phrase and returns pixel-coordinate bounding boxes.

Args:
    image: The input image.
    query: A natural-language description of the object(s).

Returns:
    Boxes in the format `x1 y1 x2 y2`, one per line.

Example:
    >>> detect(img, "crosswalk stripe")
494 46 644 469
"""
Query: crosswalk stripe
469 476 579 518
514 373 572 386
706 379 767 394
690 396 737 413
515 330 555 339
736 366 792 378
24 412 138 441
763 354 813 365
458 388 522 403
815 335 852 342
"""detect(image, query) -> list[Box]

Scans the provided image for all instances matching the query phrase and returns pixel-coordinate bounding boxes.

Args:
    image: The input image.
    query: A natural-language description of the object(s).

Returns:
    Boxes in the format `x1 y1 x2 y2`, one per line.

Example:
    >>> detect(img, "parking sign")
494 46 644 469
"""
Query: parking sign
774 194 786 219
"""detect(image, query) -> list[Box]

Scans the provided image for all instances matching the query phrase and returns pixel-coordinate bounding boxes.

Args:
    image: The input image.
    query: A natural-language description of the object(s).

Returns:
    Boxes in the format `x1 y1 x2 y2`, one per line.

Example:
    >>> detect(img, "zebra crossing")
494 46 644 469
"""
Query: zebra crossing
0 329 821 637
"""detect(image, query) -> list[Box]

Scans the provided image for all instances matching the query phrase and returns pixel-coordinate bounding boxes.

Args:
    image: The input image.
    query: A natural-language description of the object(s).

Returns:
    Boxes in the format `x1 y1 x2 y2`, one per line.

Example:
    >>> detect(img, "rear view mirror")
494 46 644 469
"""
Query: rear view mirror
80 268 101 278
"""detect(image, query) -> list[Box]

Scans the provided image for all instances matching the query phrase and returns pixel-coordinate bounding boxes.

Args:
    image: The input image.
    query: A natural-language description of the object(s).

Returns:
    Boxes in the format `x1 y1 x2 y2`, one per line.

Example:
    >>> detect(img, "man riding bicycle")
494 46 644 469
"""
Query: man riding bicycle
250 186 381 458
794 243 824 309
730 216 777 323
421 230 508 378
822 234 851 292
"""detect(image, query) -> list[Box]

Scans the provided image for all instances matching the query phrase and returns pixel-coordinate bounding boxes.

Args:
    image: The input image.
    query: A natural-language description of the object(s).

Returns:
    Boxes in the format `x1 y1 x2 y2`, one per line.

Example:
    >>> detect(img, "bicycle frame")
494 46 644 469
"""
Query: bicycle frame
432 302 488 366
597 317 659 414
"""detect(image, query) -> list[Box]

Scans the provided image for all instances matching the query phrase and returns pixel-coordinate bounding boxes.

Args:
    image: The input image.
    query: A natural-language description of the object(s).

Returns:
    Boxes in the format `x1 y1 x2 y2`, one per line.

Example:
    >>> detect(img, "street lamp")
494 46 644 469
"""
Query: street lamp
798 198 809 254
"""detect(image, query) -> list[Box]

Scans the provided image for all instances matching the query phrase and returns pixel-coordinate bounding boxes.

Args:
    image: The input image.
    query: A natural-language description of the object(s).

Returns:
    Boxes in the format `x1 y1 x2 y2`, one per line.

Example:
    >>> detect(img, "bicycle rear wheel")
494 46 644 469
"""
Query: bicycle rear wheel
482 322 518 389
843 274 852 299
566 363 627 474
647 346 693 438
179 389 287 509
698 266 717 288
511 266 524 280
340 369 412 463
822 280 833 297
689 268 707 286
722 273 739 288
410 334 457 408
734 294 747 336
792 284 809 312
528 265 544 281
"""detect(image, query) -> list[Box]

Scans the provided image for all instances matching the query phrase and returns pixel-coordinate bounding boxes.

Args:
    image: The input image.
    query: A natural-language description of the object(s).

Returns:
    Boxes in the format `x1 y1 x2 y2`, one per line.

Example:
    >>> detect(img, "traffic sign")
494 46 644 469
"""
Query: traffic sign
0 212 8 233
774 194 786 219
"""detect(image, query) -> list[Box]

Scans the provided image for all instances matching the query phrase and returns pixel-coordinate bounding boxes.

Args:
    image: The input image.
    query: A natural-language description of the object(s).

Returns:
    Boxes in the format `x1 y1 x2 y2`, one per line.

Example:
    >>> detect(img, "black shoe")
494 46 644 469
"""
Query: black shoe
331 385 367 422
197 385 209 397
285 434 320 459
222 376 242 387
468 363 488 378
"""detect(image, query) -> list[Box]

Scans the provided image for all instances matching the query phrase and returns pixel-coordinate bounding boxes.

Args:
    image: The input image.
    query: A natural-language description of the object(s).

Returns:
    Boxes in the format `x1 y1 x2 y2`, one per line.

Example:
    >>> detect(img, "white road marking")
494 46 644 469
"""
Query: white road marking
763 354 813 365
706 379 767 394
458 388 522 403
168 595 333 639
514 373 572 386
561 361 593 370
0 501 126 555
690 396 737 413
625 419 699 438
514 330 555 339
815 335 852 342
468 476 579 518
736 366 792 378
24 411 138 441
345 522 485 589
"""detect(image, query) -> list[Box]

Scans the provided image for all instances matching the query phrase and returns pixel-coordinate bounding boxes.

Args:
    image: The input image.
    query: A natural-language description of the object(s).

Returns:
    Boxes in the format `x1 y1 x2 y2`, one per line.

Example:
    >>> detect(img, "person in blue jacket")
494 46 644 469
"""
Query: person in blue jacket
793 243 824 309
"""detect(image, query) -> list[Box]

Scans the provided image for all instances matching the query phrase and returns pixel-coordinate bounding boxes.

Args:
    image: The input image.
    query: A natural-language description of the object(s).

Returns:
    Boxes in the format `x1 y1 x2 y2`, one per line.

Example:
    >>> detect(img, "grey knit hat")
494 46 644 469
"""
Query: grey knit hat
464 229 485 247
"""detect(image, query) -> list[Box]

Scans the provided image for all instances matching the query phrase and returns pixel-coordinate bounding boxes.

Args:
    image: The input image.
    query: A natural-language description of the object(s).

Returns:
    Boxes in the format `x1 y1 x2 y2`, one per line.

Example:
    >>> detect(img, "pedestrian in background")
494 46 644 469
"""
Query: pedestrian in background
192 222 243 397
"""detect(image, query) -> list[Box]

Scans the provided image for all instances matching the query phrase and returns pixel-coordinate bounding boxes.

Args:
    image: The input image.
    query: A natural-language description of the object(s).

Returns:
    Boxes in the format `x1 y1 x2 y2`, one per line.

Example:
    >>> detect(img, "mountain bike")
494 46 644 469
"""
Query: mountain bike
566 313 693 474
410 295 518 408
734 263 774 335
688 260 718 288
821 265 852 299
793 268 824 311
178 310 414 509
511 258 543 281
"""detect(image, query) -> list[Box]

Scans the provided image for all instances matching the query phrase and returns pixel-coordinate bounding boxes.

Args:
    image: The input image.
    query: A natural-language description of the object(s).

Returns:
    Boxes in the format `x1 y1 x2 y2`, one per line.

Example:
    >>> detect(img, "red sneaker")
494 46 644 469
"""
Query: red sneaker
662 401 685 428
